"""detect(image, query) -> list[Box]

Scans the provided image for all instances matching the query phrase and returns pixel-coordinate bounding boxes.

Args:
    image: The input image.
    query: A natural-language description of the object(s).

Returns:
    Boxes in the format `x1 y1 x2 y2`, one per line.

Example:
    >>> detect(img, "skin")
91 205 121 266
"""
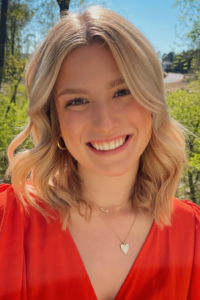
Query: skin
53 43 154 300
54 43 152 209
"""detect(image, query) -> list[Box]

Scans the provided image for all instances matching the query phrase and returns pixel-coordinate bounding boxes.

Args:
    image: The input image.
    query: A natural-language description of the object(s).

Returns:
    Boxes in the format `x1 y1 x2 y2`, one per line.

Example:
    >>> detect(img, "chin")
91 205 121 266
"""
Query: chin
93 164 132 177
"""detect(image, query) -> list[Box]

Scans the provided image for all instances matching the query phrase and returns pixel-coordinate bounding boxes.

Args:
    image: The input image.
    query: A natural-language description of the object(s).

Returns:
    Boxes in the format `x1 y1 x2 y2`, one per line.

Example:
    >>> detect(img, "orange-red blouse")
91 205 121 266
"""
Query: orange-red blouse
0 183 200 300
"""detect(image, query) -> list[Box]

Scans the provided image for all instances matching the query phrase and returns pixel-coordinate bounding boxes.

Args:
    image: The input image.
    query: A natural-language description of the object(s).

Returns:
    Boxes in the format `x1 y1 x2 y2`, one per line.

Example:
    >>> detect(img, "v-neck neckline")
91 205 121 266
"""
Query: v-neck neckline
66 219 157 300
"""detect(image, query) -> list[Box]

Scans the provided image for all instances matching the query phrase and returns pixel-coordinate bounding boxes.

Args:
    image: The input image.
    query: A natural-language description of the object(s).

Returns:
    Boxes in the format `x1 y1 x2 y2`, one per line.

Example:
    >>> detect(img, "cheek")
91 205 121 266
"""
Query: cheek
58 111 86 147
126 101 152 130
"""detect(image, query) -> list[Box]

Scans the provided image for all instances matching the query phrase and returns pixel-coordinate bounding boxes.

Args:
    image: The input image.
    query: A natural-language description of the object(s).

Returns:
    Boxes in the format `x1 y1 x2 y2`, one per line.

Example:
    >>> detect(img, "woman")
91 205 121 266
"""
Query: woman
0 6 199 300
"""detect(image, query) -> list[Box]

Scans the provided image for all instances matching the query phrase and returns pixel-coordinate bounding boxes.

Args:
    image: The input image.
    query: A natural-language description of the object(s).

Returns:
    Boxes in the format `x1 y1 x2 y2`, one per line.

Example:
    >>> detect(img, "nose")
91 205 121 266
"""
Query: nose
92 101 120 133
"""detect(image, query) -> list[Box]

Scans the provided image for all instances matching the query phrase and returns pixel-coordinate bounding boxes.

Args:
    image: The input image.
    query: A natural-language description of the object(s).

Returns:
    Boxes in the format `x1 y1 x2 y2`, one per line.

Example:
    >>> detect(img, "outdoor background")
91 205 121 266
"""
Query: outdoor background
0 0 199 205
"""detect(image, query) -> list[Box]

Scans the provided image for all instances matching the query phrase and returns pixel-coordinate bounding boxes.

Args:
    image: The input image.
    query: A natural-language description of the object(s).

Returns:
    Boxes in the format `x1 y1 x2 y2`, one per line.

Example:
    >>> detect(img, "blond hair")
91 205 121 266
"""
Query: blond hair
5 6 187 228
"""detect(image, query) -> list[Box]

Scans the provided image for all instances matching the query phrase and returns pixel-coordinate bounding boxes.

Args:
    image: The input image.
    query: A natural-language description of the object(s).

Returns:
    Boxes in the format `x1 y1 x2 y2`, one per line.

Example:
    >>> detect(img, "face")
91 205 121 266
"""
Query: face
54 43 152 177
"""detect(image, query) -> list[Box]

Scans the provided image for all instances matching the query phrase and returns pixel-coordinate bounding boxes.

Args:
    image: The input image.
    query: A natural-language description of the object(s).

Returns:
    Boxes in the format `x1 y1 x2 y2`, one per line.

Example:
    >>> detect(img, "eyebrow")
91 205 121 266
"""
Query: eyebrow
57 78 126 98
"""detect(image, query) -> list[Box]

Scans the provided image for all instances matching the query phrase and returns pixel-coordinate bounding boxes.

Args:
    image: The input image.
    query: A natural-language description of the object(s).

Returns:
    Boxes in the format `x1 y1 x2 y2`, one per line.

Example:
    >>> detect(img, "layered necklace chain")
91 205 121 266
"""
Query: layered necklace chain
94 202 137 255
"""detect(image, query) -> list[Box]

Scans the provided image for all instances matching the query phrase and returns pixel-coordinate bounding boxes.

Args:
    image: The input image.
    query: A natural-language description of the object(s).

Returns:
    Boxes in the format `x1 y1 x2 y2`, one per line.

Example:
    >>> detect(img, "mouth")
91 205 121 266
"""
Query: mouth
87 135 131 152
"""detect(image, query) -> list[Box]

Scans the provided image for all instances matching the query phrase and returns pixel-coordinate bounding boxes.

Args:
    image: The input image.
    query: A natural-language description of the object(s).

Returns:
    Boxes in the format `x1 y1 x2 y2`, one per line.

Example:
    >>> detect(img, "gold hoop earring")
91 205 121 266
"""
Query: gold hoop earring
57 135 67 150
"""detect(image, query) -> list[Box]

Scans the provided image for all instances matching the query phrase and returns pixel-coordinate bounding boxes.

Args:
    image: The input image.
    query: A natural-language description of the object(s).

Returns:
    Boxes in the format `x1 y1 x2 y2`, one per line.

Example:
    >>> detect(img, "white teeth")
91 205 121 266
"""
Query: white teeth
109 141 115 150
115 139 120 148
119 138 123 146
90 136 128 151
94 143 99 150
102 142 110 150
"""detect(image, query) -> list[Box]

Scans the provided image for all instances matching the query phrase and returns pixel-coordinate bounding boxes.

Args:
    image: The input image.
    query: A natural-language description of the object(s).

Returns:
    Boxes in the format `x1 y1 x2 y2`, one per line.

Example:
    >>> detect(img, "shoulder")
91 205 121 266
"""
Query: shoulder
173 200 200 296
0 183 15 206
170 198 200 238
0 183 25 236
0 182 27 206
0 182 59 235
172 198 200 222
0 183 22 217
0 182 59 259
0 184 26 297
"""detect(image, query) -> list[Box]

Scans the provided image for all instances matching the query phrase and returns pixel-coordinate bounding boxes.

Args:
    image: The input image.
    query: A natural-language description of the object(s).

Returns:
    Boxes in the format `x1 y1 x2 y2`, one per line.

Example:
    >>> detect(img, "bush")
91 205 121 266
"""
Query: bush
166 82 200 204
0 82 32 182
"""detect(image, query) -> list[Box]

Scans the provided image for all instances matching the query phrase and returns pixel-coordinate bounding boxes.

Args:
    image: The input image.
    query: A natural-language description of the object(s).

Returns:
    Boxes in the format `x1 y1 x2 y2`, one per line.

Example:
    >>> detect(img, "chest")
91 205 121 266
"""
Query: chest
22 211 194 300
68 214 154 300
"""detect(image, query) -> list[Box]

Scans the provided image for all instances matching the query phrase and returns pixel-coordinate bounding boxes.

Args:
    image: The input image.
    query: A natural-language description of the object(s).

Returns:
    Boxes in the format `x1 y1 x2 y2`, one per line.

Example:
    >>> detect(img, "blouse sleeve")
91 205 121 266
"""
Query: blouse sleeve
182 200 200 300
0 184 25 299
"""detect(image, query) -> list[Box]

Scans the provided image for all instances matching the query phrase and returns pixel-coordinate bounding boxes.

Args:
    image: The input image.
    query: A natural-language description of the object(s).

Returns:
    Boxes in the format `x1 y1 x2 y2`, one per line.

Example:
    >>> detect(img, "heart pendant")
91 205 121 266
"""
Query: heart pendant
121 243 129 254
100 208 108 213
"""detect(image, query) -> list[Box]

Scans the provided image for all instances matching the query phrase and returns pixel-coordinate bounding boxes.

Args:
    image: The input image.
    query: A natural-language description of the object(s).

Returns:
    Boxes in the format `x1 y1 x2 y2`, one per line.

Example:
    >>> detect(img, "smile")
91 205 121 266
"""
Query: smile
87 135 130 151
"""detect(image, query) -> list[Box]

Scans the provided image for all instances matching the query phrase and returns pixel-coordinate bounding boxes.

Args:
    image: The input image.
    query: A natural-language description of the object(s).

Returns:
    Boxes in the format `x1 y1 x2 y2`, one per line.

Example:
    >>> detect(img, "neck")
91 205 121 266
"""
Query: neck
78 163 138 213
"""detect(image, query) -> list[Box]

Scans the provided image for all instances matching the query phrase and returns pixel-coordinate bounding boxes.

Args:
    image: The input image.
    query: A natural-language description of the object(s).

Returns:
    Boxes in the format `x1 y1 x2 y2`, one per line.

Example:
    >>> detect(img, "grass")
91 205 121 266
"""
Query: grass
165 80 190 92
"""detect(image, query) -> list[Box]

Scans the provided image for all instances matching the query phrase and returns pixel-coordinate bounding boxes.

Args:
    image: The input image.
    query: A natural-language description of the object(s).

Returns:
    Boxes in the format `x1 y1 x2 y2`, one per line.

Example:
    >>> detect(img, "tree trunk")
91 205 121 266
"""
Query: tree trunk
188 170 196 203
0 0 9 89
5 75 21 116
56 0 70 13
11 18 17 56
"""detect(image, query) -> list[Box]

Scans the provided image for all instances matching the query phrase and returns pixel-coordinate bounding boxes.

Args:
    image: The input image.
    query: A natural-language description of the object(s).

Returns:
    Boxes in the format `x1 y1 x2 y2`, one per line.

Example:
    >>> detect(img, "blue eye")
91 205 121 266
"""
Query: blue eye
113 89 131 98
66 98 87 107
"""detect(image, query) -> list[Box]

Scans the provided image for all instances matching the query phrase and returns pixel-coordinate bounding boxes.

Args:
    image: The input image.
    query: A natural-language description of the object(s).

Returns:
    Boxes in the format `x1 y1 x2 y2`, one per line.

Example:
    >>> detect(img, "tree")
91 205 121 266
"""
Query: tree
173 0 200 31
161 49 200 73
4 54 27 115
167 86 200 204
188 20 200 48
172 49 200 73
6 0 34 56
56 0 85 13
162 52 176 62
2 0 34 116
188 20 200 74
56 0 70 12
0 0 9 89
173 0 200 73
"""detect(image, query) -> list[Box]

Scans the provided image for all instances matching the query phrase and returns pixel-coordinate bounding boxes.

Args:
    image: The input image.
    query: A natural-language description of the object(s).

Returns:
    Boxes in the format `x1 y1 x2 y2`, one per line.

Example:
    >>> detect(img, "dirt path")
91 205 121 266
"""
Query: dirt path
164 73 193 92
164 73 184 83
165 80 190 92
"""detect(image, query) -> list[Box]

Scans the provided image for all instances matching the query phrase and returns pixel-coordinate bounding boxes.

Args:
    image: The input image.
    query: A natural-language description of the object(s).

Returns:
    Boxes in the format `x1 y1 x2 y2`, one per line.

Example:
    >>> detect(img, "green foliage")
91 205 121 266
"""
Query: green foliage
173 0 200 24
162 52 176 63
6 0 34 56
33 0 59 37
173 0 200 73
0 82 32 183
172 51 191 73
4 54 27 84
188 19 200 45
163 49 200 74
7 1 34 30
167 82 200 203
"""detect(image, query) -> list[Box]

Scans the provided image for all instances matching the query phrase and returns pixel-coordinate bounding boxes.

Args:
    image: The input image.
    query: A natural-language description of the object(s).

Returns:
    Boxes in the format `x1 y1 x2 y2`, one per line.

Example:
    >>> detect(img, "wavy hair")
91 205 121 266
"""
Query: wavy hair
5 6 187 228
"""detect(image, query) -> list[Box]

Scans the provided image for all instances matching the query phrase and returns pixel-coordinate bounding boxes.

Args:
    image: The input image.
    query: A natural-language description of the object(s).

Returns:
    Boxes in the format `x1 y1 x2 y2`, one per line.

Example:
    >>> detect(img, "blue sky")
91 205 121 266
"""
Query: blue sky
70 0 187 57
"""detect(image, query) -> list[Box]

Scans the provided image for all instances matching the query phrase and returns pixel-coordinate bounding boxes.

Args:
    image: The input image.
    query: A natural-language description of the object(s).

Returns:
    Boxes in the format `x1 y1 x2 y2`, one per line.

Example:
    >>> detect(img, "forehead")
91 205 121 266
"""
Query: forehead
58 43 120 77
62 42 112 65
54 43 123 92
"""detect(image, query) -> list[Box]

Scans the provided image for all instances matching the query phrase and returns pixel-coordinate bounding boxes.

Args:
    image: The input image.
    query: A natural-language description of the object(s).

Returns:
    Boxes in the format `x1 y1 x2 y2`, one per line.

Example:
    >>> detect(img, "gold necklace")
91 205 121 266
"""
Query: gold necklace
95 206 137 255
99 199 128 213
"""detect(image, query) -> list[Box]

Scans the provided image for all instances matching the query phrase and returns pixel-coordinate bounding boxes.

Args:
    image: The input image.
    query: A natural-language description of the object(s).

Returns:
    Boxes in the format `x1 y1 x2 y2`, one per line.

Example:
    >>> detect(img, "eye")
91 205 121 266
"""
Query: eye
113 89 131 98
65 98 88 107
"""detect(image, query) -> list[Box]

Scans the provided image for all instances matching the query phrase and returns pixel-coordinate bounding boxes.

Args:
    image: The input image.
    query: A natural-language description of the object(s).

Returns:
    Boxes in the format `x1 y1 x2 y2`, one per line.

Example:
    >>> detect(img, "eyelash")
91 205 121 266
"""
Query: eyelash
65 89 131 107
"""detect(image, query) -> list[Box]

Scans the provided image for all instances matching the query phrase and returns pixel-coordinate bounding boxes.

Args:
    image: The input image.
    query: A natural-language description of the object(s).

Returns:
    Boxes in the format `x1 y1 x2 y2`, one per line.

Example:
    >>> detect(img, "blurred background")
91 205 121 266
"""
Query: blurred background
0 0 199 204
